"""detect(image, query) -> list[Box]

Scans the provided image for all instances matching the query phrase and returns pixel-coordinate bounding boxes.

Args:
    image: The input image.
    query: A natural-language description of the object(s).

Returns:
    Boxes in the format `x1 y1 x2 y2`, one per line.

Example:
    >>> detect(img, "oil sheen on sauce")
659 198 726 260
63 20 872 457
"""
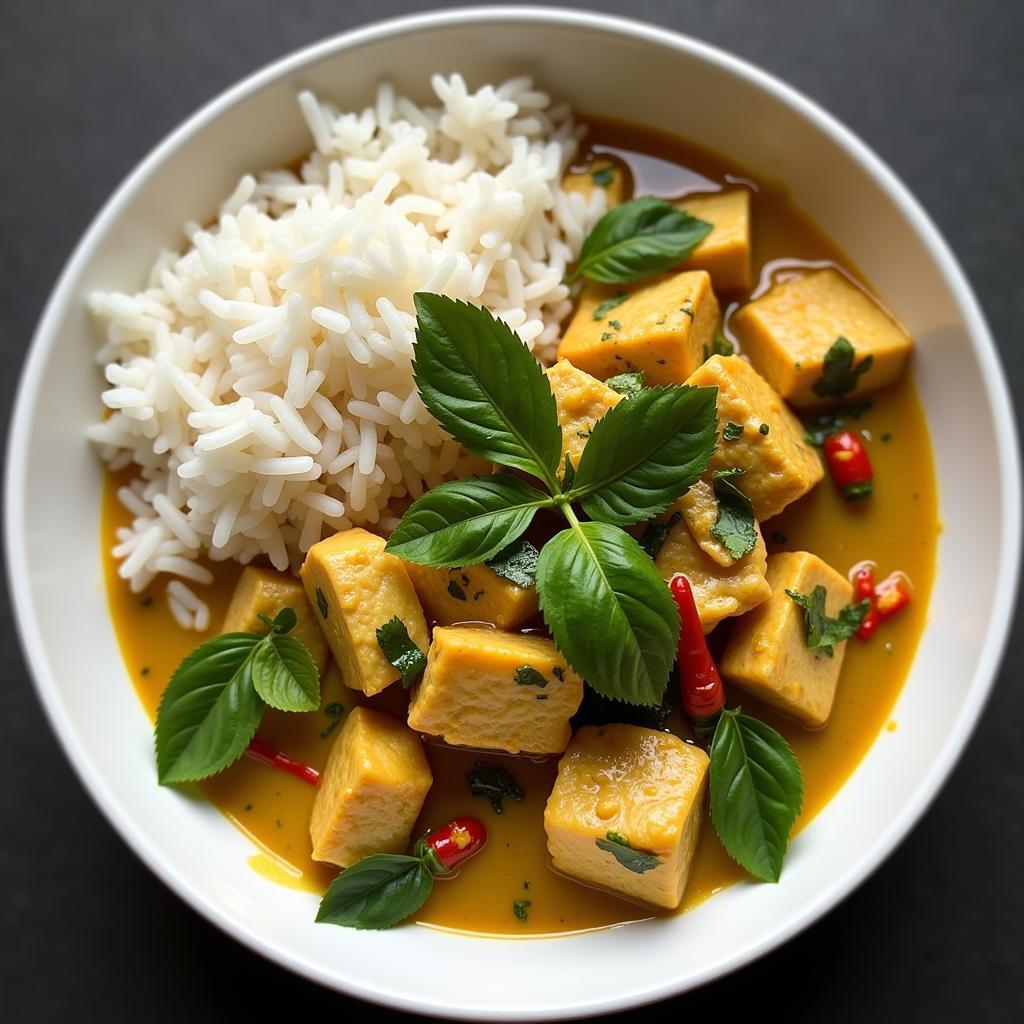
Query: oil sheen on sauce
101 116 939 937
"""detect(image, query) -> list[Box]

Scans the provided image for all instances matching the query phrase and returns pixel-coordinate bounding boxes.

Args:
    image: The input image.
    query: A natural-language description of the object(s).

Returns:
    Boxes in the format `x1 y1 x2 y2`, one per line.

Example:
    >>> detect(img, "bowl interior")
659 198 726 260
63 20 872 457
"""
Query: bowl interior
7 10 1018 1019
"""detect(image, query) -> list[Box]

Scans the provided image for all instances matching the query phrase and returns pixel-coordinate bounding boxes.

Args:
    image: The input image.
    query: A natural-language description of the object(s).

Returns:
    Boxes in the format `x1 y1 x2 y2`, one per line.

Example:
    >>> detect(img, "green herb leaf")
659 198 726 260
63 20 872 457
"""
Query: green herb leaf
595 831 660 874
376 616 428 687
485 537 539 589
514 664 548 688
412 293 562 485
604 370 646 398
316 854 434 930
802 402 872 446
561 454 577 490
569 197 713 284
713 332 735 357
570 385 718 526
638 511 682 561
591 167 615 187
513 900 532 921
592 291 629 320
467 762 524 814
723 421 744 441
711 468 757 559
537 523 678 705
812 337 874 400
155 633 264 784
786 586 871 658
250 633 320 712
385 475 552 568
709 709 803 882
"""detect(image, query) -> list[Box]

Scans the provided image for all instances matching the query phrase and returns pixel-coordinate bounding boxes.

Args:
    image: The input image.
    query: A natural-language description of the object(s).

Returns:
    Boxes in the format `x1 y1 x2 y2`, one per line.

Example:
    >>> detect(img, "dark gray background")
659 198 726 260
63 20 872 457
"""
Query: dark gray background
2 1 1021 1020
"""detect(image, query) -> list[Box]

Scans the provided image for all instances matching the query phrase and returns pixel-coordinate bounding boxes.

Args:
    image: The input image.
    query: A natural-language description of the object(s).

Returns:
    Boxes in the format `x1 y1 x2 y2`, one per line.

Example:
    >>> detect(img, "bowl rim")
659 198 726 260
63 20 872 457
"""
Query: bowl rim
6 5 1021 1017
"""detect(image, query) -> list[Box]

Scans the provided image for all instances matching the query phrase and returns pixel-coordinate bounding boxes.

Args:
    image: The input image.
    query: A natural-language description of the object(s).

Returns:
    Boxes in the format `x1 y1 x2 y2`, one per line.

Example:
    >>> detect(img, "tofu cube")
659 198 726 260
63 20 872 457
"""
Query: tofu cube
562 156 630 208
404 561 538 630
407 626 583 754
300 528 428 696
685 355 824 520
546 359 623 477
721 551 854 727
309 706 432 867
655 504 772 632
677 190 752 292
731 268 912 407
544 724 709 909
558 270 719 386
222 566 330 672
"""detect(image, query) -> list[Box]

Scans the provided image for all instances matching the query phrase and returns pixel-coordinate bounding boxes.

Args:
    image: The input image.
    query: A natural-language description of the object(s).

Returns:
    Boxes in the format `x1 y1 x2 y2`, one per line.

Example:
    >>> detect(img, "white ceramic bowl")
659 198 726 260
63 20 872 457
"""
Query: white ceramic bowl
7 7 1020 1019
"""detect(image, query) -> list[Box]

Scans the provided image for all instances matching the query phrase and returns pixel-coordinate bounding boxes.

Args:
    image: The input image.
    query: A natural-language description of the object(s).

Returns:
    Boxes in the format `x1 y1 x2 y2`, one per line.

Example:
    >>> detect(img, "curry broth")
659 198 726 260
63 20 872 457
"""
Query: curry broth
101 118 939 936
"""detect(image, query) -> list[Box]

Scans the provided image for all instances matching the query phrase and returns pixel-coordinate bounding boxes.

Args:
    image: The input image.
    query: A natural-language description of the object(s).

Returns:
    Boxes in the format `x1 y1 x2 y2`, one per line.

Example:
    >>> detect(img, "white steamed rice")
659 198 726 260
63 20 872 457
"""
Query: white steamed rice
88 75 605 629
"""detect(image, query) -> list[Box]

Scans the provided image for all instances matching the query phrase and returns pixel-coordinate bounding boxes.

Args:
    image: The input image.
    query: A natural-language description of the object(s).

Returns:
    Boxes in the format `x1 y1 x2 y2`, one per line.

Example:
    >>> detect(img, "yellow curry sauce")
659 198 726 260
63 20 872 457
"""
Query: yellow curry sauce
101 118 939 936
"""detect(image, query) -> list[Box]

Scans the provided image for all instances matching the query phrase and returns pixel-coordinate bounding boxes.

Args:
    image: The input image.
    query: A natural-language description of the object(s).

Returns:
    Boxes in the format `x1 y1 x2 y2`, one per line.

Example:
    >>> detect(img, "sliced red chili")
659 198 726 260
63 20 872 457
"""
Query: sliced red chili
669 574 725 739
875 572 913 620
246 735 321 787
850 561 880 641
824 431 873 501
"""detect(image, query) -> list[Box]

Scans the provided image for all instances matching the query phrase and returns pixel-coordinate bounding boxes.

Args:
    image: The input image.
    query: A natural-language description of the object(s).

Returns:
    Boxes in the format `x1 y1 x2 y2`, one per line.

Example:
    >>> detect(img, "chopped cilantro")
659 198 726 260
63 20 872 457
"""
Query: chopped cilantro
315 587 329 619
375 616 427 687
679 304 694 319
515 664 548 688
711 468 757 559
759 423 770 435
786 586 871 658
713 333 735 356
513 900 532 921
447 579 468 601
723 421 744 441
591 166 615 187
595 832 660 874
605 370 646 397
607 319 622 331
467 763 524 814
592 291 629 320
812 336 873 399
600 332 614 341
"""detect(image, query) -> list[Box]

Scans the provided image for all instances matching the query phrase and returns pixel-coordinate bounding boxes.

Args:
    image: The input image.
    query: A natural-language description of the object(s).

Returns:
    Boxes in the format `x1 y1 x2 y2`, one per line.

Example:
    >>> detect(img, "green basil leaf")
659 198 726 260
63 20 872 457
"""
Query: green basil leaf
376 616 428 688
251 633 320 712
386 475 550 568
638 511 682 561
709 709 803 882
537 522 679 705
569 197 712 284
412 293 562 485
316 854 434 930
711 467 757 559
595 831 660 874
604 370 646 398
786 586 871 658
812 336 874 400
485 536 540 589
467 762 524 814
592 291 629 320
155 633 264 784
570 385 718 526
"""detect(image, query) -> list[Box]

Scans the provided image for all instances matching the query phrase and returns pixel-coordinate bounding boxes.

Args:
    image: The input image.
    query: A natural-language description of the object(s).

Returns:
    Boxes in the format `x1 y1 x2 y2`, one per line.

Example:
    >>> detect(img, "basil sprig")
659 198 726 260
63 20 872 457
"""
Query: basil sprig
155 608 320 784
709 708 803 882
386 294 718 706
568 197 712 284
316 853 435 930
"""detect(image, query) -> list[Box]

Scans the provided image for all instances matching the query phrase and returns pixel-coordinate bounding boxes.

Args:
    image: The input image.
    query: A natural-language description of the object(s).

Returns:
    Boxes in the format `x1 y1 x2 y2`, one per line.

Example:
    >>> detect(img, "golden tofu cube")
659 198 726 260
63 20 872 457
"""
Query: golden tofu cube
655 505 772 632
721 551 854 727
562 156 630 208
685 355 823 520
675 477 734 568
731 268 912 407
544 724 709 910
546 358 623 476
407 626 583 754
222 566 330 672
558 270 719 386
309 706 432 867
404 561 538 630
677 190 752 292
300 527 428 696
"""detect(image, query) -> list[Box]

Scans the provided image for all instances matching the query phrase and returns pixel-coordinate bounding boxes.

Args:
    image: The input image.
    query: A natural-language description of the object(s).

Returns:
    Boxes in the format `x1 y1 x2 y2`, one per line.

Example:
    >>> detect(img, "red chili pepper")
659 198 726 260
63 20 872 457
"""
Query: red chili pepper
824 431 873 501
875 572 913 621
669 574 725 740
850 561 881 641
246 735 321 787
415 817 488 875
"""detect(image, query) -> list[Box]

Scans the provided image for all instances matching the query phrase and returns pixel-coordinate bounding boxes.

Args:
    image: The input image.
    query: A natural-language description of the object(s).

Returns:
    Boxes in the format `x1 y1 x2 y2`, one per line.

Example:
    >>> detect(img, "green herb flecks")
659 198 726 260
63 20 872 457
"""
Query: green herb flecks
786 586 871 658
710 468 757 559
592 292 629 320
513 900 532 921
485 537 540 589
723 421 744 442
155 608 320 785
447 579 467 601
568 197 712 284
315 587 329 619
713 333 735 357
759 423 770 436
595 832 660 874
468 763 524 814
605 370 646 398
709 709 803 882
375 616 427 687
515 665 548 688
591 166 615 188
638 511 682 561
812 337 873 400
